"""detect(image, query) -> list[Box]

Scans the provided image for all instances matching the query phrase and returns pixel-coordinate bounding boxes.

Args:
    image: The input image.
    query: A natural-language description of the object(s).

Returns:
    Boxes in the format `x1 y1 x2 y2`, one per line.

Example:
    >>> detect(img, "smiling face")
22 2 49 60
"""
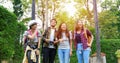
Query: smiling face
30 23 37 30
57 23 69 39
77 20 83 28
31 24 37 30
75 20 84 31
50 19 57 27
61 23 67 31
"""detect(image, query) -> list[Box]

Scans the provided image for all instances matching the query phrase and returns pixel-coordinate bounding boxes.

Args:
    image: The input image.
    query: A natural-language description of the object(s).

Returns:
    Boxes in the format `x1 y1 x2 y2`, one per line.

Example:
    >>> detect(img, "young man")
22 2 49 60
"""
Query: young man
42 19 57 63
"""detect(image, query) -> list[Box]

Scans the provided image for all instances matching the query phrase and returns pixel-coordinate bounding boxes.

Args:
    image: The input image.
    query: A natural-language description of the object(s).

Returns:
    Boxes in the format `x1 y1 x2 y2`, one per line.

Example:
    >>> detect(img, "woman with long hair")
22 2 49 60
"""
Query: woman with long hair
73 20 93 63
56 23 72 63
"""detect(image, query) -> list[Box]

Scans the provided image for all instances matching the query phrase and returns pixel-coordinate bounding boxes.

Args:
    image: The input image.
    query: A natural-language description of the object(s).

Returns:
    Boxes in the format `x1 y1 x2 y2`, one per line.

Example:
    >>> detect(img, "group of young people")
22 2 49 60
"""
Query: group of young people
22 18 93 63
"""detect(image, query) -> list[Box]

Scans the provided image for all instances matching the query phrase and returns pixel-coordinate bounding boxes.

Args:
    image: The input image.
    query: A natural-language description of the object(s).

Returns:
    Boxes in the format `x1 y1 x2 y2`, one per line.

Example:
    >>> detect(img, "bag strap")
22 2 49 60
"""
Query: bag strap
27 30 39 37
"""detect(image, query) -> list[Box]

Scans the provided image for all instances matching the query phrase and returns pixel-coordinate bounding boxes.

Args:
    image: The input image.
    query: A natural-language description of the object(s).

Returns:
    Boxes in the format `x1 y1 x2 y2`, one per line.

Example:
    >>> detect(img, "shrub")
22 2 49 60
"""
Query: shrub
0 6 26 63
91 39 120 63
12 22 26 63
54 39 120 63
0 5 17 60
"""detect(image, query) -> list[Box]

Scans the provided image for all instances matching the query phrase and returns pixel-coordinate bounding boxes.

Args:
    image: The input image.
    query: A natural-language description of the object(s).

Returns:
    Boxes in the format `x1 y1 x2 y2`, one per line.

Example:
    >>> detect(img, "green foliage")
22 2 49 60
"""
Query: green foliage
91 39 120 63
55 11 75 30
13 0 23 19
74 0 94 26
116 10 120 38
0 6 17 60
54 39 120 63
0 6 26 61
12 22 26 63
21 17 31 23
99 0 120 39
99 10 119 39
21 0 32 10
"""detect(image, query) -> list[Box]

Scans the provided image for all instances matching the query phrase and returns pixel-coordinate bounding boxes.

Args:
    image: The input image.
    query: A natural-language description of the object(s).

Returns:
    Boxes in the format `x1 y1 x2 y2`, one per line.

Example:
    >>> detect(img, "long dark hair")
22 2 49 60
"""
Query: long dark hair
57 23 70 39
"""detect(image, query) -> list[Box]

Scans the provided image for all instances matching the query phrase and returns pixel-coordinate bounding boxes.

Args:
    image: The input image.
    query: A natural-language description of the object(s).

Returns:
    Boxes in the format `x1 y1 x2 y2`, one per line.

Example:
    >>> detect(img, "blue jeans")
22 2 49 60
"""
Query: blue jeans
58 49 70 63
76 43 91 63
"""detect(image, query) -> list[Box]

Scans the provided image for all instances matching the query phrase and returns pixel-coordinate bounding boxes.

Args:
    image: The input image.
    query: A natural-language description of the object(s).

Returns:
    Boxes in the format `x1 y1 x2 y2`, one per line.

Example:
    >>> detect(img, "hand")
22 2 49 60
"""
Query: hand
35 49 40 55
35 29 38 33
45 39 50 42
59 39 63 42
70 51 72 56
53 41 58 44
87 43 91 47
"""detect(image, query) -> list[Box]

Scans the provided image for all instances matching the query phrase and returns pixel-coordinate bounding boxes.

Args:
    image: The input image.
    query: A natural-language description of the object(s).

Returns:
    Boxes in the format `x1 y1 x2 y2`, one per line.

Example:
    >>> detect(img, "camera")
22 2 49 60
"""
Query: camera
49 41 54 48
49 41 54 45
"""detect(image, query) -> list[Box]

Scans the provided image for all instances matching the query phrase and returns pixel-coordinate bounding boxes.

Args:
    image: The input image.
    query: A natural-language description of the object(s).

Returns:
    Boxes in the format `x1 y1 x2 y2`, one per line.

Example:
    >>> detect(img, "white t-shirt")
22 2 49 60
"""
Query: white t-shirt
50 29 55 41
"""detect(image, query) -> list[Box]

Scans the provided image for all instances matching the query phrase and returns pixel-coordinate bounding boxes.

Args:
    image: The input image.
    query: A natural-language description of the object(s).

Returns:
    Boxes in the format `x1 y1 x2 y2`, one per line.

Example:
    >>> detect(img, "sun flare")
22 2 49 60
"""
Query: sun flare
64 1 76 17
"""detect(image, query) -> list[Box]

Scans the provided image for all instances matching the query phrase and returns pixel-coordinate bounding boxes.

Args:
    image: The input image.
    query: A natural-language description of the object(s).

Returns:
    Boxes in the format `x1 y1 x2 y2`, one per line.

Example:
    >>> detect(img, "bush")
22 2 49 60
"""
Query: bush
54 39 120 63
0 5 17 60
12 22 26 63
91 39 120 63
0 6 26 62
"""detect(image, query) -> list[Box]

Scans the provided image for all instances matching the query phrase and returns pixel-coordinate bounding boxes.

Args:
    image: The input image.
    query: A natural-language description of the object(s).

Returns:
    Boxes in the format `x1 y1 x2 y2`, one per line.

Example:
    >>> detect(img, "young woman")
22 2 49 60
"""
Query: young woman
23 21 41 63
73 20 93 63
56 23 72 63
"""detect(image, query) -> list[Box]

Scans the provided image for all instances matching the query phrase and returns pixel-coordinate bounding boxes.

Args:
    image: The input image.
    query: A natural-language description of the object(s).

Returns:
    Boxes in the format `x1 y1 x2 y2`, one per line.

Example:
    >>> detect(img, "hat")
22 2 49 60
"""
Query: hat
28 20 37 27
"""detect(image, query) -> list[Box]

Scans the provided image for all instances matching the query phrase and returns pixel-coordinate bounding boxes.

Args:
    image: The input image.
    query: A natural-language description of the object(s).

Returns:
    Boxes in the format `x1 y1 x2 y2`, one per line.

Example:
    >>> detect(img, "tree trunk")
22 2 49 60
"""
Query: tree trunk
93 0 102 63
45 0 48 29
32 0 35 20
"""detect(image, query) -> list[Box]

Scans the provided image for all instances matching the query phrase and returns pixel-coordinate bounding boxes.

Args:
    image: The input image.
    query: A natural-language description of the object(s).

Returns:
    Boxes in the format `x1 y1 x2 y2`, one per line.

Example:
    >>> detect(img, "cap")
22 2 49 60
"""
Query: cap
28 20 37 27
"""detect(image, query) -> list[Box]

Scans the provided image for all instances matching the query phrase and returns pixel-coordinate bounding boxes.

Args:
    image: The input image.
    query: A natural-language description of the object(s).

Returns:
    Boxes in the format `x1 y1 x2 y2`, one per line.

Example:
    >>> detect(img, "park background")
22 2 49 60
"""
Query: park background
0 0 120 63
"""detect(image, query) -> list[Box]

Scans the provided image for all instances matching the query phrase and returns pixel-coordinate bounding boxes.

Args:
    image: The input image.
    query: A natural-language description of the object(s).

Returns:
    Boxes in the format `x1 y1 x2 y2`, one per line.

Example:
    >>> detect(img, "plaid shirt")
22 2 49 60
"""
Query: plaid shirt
73 29 92 49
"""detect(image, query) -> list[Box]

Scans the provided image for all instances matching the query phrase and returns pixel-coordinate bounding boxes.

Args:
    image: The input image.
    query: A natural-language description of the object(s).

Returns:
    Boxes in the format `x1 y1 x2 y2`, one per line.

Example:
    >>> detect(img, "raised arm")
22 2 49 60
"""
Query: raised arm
27 29 38 40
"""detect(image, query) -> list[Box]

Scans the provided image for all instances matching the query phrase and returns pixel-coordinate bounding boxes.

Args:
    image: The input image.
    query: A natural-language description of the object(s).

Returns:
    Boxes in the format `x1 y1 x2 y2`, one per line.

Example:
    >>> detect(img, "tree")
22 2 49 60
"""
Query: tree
99 0 120 39
0 6 26 62
74 0 94 26
93 0 101 63
99 10 119 39
13 0 23 20
21 0 62 30
55 11 75 30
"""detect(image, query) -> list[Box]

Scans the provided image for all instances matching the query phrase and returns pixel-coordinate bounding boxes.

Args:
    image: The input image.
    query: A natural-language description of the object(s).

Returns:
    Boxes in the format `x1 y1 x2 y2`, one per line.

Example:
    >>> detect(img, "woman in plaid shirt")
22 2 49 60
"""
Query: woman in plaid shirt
73 20 94 63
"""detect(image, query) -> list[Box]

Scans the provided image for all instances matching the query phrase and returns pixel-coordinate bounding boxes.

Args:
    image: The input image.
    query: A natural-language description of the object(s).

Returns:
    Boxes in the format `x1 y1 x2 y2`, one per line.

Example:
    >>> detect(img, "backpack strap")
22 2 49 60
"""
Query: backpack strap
27 30 39 37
